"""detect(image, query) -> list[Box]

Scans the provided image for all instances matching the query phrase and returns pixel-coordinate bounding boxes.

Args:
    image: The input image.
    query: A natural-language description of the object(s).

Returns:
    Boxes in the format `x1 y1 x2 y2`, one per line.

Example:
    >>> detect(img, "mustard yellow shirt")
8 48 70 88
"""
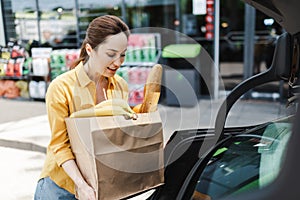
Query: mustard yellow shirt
39 62 128 194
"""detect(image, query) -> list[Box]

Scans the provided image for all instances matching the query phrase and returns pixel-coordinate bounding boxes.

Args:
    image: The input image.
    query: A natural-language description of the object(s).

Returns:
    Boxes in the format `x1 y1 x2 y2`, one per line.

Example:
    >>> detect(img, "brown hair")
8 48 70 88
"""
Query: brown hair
70 15 130 69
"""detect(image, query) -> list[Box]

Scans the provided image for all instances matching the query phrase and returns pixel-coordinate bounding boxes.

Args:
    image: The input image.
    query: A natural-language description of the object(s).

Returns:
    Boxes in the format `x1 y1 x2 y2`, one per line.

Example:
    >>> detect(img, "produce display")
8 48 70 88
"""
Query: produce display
0 44 26 78
0 80 21 98
0 34 161 102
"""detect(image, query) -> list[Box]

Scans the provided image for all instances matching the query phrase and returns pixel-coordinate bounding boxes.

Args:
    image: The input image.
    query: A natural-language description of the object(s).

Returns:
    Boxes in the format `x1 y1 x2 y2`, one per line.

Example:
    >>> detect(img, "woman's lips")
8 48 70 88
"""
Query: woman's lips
107 66 117 71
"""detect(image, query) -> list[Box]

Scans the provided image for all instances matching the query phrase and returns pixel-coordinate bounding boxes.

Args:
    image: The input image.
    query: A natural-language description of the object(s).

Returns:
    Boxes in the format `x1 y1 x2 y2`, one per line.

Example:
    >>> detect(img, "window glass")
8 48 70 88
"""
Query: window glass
125 0 175 29
3 0 282 64
11 0 77 48
192 117 292 199
77 0 123 45
11 0 37 41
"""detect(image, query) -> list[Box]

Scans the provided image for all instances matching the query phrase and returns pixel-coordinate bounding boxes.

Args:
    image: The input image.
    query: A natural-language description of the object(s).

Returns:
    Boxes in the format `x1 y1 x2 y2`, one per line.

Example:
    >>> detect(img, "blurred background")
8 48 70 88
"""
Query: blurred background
0 0 286 104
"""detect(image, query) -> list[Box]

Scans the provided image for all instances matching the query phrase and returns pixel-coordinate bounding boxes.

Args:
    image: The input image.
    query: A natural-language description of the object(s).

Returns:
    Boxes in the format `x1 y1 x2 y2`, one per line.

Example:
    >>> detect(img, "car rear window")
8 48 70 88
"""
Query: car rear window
192 117 292 199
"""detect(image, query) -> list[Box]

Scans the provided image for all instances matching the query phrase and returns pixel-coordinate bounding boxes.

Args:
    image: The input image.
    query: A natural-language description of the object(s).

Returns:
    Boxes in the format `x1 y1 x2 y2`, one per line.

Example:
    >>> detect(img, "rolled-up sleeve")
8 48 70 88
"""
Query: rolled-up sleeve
46 80 75 166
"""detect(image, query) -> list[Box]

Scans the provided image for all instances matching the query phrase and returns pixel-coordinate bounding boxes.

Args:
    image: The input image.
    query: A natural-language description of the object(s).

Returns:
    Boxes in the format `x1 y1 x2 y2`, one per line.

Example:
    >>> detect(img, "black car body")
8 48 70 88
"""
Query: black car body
135 0 300 199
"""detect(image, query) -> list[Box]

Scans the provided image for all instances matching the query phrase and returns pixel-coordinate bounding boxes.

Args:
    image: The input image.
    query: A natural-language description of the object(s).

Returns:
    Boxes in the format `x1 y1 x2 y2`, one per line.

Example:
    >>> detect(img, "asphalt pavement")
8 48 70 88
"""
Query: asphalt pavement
0 97 290 200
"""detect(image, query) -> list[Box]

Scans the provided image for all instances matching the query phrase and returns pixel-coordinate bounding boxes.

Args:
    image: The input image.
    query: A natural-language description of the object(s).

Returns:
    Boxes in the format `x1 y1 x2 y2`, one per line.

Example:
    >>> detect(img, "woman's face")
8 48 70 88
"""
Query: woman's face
87 32 128 78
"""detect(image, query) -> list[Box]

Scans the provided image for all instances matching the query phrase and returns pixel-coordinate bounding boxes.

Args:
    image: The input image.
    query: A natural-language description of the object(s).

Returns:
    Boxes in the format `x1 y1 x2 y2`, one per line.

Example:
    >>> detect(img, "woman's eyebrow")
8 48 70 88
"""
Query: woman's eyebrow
107 48 127 53
107 49 118 52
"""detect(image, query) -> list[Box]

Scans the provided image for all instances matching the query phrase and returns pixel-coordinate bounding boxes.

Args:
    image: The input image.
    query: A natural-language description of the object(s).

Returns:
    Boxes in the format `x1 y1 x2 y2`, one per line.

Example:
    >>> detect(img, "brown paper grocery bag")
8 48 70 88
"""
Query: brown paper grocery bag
65 111 164 200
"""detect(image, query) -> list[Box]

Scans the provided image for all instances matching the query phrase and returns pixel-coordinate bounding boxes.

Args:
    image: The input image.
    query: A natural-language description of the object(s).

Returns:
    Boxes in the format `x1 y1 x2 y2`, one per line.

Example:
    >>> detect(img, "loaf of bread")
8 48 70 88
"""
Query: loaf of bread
138 64 163 113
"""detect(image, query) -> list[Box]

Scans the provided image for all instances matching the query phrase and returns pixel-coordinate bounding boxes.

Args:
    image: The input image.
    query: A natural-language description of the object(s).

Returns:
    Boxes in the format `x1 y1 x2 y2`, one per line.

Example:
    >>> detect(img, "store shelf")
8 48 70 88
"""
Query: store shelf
0 96 31 101
0 75 29 80
118 33 162 106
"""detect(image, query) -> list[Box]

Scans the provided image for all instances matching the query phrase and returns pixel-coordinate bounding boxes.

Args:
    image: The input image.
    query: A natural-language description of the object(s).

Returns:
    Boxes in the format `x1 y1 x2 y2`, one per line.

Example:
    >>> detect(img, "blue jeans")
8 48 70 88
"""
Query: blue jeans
34 177 77 200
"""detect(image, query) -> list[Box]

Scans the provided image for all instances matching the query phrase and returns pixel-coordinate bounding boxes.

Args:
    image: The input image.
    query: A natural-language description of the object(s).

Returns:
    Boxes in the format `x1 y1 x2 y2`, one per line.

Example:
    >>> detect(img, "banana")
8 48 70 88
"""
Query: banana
70 105 137 119
70 98 138 119
94 98 135 114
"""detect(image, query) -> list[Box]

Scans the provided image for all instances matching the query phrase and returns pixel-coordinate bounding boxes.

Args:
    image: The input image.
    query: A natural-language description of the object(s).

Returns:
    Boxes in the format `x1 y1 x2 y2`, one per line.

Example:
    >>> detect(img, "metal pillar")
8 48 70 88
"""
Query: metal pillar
175 0 181 43
35 0 42 43
74 0 81 48
213 0 220 99
0 0 6 46
121 0 127 24
243 4 256 98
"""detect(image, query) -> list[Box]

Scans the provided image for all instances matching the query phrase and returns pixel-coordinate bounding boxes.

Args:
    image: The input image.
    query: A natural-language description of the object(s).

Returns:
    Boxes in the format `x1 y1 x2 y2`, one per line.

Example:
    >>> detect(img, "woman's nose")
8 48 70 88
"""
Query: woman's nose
112 57 123 66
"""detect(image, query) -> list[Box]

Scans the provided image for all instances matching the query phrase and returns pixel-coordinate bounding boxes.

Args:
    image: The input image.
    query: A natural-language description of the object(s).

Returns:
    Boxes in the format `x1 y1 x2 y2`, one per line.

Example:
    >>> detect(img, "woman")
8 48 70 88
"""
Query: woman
34 15 130 200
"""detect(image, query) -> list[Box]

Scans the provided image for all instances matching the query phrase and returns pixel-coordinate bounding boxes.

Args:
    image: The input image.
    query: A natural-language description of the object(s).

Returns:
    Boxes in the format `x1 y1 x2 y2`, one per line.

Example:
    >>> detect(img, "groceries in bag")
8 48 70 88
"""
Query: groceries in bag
133 64 163 113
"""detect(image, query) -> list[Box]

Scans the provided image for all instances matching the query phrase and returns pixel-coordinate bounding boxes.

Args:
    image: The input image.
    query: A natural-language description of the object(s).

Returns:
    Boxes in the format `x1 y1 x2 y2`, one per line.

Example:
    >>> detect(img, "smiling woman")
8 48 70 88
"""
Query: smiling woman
84 33 128 82
34 15 131 200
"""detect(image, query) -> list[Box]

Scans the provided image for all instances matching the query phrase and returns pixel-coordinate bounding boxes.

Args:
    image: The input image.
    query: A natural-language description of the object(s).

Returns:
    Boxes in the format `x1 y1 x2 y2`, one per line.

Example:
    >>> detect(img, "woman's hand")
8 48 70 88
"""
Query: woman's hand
75 179 96 200
61 160 96 200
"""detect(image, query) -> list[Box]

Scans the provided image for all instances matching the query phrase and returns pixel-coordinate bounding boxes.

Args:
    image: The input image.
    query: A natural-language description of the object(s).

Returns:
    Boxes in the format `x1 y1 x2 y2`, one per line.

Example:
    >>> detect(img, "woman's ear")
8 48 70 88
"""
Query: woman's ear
85 43 92 56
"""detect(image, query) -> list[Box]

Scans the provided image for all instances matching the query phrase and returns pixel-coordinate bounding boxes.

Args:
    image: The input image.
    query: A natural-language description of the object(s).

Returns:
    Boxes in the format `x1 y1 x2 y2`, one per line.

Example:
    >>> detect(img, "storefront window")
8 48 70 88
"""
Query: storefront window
77 0 122 26
38 1 76 48
10 0 77 49
3 0 282 57
5 0 178 47
126 0 175 29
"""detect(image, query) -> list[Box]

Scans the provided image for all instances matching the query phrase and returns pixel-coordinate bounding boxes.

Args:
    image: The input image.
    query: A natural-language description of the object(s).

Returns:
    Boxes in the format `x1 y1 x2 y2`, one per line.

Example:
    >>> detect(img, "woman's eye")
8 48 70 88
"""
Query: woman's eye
107 53 116 58
120 54 126 57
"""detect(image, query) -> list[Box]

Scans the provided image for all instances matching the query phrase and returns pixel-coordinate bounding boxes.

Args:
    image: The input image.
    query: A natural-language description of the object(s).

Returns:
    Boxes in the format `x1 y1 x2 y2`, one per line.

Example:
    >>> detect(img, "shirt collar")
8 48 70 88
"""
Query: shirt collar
107 76 115 89
75 62 93 87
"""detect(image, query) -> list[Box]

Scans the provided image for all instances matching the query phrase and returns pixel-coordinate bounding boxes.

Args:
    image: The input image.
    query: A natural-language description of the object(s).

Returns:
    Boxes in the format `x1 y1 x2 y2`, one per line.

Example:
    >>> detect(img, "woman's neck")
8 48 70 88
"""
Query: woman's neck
83 61 109 103
83 61 106 83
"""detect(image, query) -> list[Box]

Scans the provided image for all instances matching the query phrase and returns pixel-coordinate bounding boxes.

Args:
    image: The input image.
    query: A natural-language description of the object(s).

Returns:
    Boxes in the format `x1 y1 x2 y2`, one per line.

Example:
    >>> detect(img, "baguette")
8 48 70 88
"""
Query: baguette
139 64 163 113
